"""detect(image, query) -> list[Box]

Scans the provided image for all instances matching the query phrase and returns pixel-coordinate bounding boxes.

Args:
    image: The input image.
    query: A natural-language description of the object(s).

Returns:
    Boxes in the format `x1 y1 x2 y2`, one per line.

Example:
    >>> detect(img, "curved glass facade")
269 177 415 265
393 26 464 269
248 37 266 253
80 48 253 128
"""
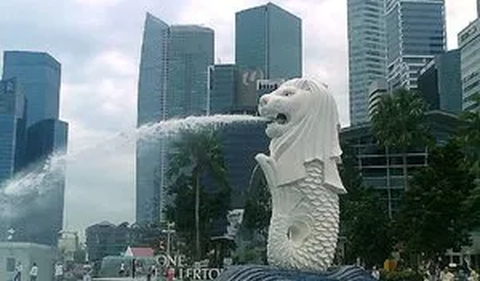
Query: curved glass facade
136 13 214 224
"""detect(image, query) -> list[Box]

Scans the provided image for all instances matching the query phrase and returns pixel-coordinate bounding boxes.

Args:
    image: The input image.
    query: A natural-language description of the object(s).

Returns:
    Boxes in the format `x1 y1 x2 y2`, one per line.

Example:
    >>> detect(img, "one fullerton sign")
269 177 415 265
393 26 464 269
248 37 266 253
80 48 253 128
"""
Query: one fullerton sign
155 254 224 280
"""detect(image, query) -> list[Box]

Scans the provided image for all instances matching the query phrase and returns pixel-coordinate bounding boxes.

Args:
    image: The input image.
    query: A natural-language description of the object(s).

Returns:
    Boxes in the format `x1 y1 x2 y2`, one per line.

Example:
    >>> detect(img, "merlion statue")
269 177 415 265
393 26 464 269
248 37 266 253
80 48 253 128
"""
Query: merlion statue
255 77 346 272
216 78 375 281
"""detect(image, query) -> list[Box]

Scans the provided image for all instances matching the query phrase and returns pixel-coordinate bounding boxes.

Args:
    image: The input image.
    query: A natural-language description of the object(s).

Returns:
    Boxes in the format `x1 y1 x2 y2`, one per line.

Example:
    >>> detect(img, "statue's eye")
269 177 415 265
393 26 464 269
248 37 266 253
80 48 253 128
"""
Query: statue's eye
284 91 294 97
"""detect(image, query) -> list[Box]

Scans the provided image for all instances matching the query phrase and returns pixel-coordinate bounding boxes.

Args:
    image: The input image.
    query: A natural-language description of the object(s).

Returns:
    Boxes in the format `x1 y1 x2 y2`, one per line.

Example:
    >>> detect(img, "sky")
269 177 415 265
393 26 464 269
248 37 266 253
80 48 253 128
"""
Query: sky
0 0 477 238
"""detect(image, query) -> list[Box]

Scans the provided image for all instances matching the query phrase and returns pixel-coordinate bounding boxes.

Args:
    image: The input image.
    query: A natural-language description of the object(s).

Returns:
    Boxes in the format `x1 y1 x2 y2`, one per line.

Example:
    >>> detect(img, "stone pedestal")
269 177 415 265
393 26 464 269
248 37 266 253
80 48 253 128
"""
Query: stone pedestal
216 265 376 281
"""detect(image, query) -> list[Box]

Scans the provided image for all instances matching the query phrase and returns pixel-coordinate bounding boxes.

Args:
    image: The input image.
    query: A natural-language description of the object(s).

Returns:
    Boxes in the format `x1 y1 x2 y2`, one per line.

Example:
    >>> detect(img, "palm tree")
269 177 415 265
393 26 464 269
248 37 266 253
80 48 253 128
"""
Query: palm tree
167 128 229 261
371 88 431 215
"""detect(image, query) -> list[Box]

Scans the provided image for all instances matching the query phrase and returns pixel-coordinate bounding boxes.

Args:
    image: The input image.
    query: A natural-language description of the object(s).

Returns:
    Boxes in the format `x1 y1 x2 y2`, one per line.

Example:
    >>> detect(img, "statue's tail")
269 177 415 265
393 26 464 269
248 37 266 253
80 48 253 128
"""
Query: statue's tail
215 265 377 281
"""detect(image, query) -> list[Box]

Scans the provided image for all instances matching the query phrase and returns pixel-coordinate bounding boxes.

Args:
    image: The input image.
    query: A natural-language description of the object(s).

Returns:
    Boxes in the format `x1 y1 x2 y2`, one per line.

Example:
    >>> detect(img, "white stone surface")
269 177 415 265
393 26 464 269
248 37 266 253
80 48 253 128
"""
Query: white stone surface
256 78 346 272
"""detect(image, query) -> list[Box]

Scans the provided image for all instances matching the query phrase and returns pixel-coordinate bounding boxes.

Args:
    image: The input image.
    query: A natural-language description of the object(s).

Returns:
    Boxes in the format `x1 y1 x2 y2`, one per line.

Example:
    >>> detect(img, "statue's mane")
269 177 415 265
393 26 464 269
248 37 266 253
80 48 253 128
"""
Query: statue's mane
269 78 346 193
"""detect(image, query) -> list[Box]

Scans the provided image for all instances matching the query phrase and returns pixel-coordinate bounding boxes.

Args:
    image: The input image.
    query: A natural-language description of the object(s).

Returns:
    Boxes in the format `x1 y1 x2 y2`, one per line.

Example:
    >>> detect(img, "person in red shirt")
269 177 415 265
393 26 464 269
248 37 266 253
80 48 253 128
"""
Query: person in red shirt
167 267 174 281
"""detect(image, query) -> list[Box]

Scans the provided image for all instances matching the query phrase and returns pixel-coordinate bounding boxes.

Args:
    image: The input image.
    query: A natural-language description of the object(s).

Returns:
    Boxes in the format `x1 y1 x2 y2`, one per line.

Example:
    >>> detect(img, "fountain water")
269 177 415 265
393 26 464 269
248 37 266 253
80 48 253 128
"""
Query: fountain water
0 114 265 221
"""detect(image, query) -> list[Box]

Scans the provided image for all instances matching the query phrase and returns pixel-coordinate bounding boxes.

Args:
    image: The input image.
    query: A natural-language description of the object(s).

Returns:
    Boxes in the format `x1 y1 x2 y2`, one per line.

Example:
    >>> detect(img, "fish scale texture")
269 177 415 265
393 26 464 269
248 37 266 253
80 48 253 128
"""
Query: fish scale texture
267 160 339 272
215 265 377 281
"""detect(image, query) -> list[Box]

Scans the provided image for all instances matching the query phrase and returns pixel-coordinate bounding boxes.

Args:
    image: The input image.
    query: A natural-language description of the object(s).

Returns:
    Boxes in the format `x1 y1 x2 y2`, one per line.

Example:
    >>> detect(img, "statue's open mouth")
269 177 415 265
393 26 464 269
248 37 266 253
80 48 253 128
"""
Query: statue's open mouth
266 113 288 125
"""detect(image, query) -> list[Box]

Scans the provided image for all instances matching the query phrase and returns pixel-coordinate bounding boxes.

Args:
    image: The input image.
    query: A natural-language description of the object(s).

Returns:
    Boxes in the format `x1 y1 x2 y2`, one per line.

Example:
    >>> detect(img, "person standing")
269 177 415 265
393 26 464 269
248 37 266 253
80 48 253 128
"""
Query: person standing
146 265 152 281
82 263 92 281
371 266 380 280
54 262 63 281
118 262 125 277
29 263 38 281
167 267 174 281
131 259 136 278
469 269 479 281
13 262 22 281
440 267 455 281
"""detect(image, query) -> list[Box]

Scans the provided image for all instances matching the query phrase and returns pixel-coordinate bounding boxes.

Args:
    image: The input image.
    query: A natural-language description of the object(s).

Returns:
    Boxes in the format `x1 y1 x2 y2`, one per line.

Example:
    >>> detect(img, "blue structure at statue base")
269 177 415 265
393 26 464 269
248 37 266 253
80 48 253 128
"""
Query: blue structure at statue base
216 265 376 281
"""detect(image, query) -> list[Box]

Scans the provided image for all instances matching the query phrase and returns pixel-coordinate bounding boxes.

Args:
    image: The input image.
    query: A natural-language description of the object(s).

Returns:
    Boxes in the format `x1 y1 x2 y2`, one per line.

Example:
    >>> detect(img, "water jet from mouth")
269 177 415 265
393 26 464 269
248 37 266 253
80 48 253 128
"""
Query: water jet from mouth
0 114 265 222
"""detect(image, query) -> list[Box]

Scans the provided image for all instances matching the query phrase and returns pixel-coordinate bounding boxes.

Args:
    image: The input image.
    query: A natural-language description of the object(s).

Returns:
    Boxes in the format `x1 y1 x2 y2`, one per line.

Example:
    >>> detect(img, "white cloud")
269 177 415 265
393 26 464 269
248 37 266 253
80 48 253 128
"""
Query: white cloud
74 0 124 8
446 0 477 49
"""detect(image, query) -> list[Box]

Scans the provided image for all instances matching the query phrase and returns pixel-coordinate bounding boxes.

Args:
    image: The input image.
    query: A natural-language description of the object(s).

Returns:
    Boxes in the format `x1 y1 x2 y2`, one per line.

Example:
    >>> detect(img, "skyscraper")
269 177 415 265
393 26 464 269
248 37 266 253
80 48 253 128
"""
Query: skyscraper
458 18 480 111
235 2 302 80
168 25 214 116
12 119 69 246
136 13 214 224
205 3 302 211
0 78 26 184
136 14 169 225
2 51 68 246
417 50 463 114
347 0 387 125
2 51 61 128
207 64 237 115
386 0 446 91
478 0 480 18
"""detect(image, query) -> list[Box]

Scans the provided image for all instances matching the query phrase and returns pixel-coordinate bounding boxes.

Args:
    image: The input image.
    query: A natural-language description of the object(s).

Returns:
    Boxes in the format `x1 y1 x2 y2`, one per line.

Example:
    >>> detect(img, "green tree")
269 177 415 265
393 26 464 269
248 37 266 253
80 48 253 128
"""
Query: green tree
464 184 480 228
339 142 393 267
394 142 475 261
167 128 230 261
371 88 431 195
456 94 480 178
454 93 480 230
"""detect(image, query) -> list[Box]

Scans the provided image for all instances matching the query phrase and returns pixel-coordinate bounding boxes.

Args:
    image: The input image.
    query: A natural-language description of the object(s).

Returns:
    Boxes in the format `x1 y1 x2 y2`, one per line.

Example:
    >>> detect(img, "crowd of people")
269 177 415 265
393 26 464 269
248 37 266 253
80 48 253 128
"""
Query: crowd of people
368 261 480 281
10 261 94 281
11 262 39 281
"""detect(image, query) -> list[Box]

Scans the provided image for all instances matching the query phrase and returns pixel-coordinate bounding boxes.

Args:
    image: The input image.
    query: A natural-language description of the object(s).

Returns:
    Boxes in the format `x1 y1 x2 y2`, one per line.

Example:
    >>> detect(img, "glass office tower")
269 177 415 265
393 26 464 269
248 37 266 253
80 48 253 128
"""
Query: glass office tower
9 119 69 246
136 13 214 224
417 49 463 114
2 51 68 246
208 64 237 115
235 2 302 80
458 18 480 111
2 51 61 128
386 0 446 91
0 78 26 185
347 0 387 125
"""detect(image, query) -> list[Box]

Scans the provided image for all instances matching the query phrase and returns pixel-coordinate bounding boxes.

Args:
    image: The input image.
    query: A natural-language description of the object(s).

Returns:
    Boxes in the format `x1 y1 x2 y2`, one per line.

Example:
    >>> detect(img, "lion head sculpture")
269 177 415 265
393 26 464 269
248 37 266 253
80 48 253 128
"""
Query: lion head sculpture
258 77 346 193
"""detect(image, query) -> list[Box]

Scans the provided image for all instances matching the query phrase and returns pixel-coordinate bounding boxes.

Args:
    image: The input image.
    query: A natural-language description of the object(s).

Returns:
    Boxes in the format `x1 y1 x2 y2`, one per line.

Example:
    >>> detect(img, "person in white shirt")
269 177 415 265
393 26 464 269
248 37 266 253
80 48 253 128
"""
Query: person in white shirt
29 263 38 281
82 263 92 281
13 262 22 281
54 262 63 281
119 262 125 277
371 266 380 280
